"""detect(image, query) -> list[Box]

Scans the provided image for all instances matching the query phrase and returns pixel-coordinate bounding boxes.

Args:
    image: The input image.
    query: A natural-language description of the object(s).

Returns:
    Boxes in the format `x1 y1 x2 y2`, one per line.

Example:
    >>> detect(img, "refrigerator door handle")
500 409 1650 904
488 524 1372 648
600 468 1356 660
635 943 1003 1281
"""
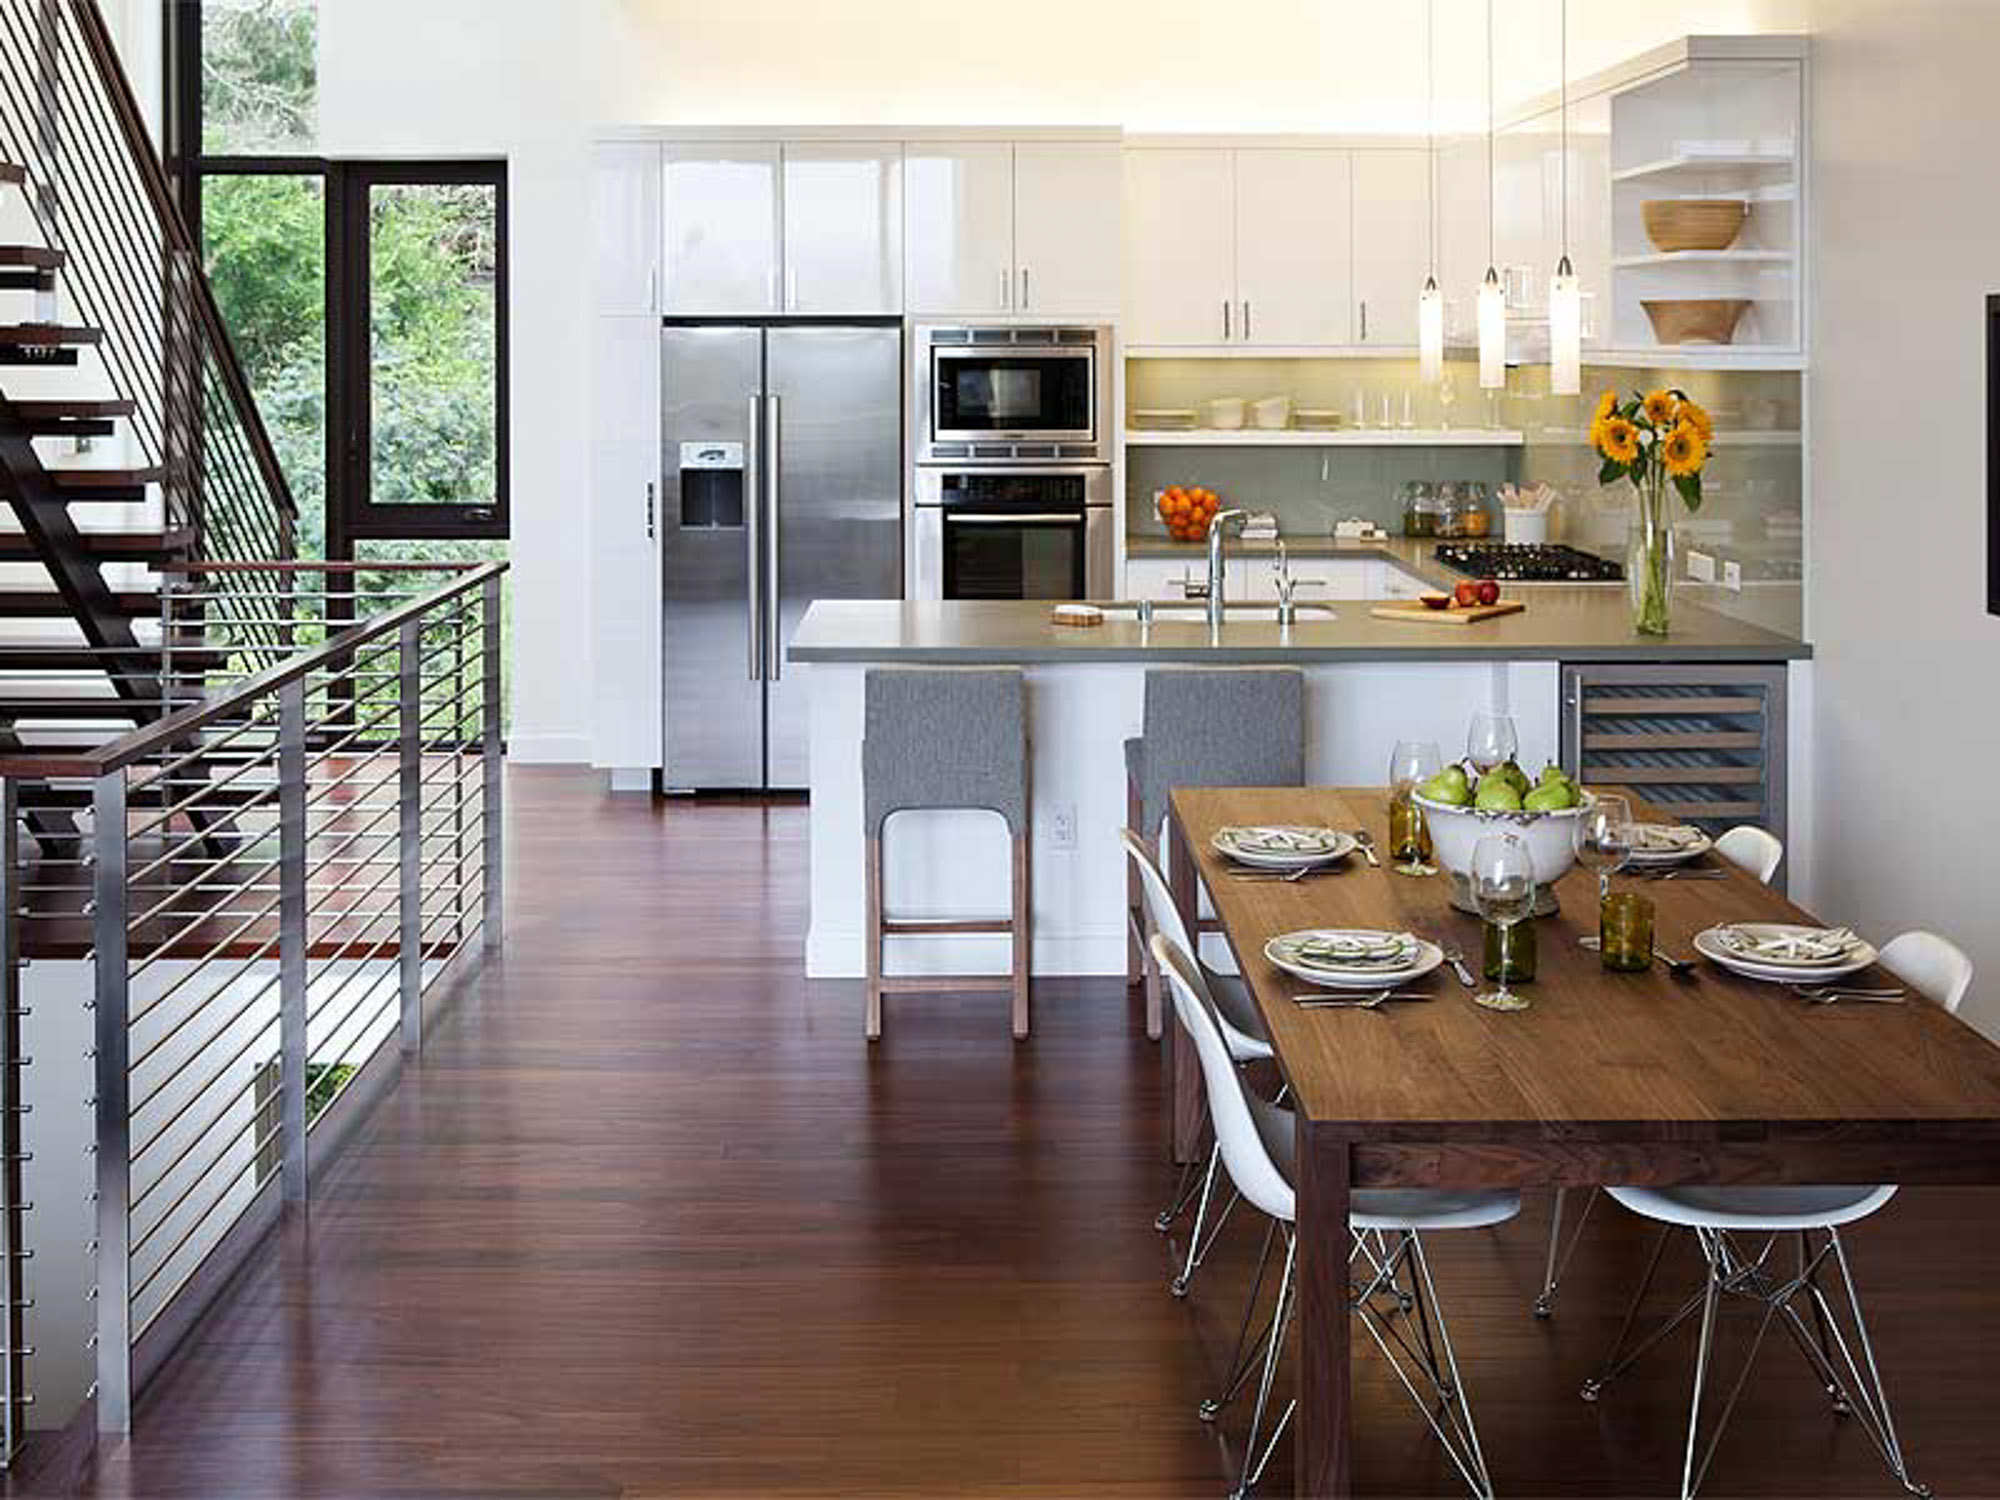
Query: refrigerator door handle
745 395 764 682
765 394 782 681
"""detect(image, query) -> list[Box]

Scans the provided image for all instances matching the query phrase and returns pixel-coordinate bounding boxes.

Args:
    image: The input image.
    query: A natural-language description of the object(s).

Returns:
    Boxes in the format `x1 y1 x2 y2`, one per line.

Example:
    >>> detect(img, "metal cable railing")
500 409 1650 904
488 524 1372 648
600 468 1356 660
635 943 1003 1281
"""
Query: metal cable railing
0 0 298 673
0 560 503 1438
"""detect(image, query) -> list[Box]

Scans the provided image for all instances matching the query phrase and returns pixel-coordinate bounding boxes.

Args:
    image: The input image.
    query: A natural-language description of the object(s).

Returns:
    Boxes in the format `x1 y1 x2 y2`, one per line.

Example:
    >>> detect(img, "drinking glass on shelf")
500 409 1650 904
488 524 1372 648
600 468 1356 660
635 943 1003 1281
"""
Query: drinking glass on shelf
1573 791 1634 904
1465 712 1519 778
1437 371 1457 430
1470 833 1537 1013
1387 739 1443 877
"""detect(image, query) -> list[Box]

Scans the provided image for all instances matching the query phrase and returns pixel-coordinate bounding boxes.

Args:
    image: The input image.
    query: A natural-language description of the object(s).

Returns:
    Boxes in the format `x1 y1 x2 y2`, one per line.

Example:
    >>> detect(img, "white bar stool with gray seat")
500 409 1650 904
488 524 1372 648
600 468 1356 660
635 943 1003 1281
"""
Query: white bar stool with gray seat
1537 821 1789 1320
862 667 1030 1041
1125 668 1305 1042
1155 932 1518 1499
1575 930 1971 1500
1124 829 1273 1299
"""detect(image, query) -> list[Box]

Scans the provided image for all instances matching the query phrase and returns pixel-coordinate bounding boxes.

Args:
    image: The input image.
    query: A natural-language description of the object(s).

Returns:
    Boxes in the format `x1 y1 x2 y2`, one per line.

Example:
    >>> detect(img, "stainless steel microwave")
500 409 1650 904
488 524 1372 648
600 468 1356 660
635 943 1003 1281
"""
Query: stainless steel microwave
912 322 1113 465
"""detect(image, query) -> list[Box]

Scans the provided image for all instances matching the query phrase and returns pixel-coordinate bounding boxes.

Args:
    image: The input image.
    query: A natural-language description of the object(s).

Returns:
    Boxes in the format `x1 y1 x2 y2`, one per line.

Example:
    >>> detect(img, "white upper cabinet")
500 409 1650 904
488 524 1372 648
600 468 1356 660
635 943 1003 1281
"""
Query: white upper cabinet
904 142 1016 316
663 143 781 315
781 142 903 315
1122 148 1235 345
593 141 661 316
1012 142 1121 318
1234 149 1351 346
1349 150 1430 347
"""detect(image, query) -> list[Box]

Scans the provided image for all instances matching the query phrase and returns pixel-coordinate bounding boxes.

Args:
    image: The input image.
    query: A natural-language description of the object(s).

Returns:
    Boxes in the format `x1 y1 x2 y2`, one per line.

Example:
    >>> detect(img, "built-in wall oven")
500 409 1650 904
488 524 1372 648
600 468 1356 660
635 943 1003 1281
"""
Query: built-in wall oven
909 466 1114 601
913 323 1113 465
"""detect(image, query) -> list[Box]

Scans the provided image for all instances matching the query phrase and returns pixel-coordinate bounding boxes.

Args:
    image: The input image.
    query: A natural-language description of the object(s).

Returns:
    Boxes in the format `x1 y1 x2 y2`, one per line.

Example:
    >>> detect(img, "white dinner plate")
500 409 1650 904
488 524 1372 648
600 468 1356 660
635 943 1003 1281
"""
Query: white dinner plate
1693 925 1879 985
1265 929 1444 991
1624 824 1715 866
1213 825 1358 871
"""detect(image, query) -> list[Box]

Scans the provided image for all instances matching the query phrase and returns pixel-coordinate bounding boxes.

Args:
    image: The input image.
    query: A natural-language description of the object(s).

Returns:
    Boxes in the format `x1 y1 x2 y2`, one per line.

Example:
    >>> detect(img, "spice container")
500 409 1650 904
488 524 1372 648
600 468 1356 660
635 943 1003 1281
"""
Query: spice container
1400 481 1438 538
1459 481 1494 539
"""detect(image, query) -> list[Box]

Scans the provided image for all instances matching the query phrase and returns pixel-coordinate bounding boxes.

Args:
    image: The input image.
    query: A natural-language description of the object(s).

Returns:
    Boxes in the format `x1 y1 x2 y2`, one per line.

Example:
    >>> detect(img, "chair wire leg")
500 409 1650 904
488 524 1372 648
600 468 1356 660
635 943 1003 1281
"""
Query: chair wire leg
1233 1230 1297 1500
1679 1230 1726 1500
1156 1098 1213 1232
1799 1228 1850 1414
1201 1216 1279 1423
1824 1229 1929 1498
1535 1185 1599 1318
1581 1223 1682 1401
1170 1143 1222 1298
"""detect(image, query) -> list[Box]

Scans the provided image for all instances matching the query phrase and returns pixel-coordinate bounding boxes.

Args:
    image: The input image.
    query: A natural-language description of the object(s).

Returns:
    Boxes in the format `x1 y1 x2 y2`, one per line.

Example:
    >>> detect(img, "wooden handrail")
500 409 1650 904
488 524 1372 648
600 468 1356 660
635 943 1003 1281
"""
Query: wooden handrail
0 562 505 779
68 0 299 524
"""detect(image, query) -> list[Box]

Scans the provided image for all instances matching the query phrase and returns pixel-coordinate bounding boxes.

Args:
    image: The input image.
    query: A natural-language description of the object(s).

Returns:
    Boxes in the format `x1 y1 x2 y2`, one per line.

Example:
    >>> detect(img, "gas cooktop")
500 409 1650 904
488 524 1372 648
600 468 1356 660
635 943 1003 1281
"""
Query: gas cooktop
1433 543 1625 584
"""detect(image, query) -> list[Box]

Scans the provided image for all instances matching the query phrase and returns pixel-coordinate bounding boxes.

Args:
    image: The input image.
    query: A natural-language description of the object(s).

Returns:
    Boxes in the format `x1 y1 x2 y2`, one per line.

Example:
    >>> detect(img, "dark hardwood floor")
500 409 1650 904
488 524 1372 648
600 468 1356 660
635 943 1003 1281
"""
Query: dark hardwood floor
15 767 2000 1497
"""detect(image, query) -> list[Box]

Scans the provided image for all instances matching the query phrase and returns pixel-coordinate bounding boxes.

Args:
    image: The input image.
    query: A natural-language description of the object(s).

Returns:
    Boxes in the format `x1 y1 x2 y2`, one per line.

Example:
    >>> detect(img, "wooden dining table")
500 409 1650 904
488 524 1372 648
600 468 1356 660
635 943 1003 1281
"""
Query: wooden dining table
1165 786 2000 1500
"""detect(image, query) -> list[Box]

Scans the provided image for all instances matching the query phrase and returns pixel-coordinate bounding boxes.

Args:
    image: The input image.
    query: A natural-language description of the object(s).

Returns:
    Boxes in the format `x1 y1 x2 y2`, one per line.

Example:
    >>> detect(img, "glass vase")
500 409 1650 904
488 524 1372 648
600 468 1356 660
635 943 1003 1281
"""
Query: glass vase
1628 505 1676 636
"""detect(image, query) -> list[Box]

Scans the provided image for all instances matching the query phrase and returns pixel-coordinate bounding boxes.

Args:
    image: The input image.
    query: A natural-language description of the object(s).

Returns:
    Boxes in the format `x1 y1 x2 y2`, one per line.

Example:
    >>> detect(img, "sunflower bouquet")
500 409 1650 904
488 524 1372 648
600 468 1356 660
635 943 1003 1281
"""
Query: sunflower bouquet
1590 387 1714 636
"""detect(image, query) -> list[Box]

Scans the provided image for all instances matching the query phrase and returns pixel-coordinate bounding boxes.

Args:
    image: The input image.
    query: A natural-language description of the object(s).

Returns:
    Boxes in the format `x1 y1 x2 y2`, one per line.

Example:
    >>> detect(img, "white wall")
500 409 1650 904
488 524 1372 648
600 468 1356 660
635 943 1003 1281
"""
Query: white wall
1806 0 2000 1038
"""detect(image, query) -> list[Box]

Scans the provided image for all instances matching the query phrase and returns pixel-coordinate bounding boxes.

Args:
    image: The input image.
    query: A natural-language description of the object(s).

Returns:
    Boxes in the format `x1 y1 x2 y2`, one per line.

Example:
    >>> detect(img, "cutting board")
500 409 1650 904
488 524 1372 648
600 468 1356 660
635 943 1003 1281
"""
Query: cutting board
1370 599 1526 625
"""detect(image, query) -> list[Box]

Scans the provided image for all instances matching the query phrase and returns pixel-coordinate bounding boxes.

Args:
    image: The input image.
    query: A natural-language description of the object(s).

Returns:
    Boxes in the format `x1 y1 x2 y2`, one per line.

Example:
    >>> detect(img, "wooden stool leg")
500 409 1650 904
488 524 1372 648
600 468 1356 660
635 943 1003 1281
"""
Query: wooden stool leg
1011 832 1031 1041
864 835 884 1041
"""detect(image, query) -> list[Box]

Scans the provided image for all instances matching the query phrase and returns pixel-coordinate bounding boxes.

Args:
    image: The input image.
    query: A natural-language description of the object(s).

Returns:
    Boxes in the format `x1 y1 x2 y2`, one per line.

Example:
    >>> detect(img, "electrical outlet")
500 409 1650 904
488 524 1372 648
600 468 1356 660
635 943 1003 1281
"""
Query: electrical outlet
1686 549 1716 583
1722 560 1743 592
1048 803 1077 850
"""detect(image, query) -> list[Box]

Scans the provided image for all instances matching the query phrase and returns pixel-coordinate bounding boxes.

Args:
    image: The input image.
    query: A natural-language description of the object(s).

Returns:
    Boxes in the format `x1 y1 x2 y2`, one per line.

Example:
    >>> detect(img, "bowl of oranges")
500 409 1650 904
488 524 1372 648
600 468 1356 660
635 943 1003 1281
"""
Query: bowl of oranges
1156 485 1221 543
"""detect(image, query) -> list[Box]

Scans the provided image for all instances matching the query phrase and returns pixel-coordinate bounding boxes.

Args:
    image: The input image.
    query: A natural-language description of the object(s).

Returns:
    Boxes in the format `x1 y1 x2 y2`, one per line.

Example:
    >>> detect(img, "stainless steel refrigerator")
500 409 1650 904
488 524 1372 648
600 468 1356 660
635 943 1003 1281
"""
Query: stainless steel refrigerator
661 323 902 791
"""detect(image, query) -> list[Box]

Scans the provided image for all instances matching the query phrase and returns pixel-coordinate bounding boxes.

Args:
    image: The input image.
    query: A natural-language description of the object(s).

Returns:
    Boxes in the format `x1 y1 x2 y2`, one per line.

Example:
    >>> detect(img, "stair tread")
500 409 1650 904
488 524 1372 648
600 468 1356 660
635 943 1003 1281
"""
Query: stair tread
0 323 102 347
0 588 158 615
0 697 157 719
0 527 192 559
8 399 136 418
0 246 61 270
0 164 21 187
47 465 163 488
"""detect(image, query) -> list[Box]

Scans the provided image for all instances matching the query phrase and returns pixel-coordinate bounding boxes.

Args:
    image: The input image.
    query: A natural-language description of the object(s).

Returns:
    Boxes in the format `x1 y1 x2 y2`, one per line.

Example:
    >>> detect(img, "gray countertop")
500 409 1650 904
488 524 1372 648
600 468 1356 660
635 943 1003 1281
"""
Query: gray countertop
788 596 1811 665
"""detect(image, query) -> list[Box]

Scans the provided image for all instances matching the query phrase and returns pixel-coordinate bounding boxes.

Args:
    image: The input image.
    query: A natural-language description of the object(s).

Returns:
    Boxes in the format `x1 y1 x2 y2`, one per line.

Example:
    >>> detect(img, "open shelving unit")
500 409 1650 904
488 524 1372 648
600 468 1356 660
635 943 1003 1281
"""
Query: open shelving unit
1604 46 1805 363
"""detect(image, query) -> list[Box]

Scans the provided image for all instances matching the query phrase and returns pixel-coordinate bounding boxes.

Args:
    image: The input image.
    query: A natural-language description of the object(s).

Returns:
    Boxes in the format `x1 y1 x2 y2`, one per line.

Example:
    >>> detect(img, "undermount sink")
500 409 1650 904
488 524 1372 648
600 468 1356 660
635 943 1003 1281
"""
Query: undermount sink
1095 599 1341 624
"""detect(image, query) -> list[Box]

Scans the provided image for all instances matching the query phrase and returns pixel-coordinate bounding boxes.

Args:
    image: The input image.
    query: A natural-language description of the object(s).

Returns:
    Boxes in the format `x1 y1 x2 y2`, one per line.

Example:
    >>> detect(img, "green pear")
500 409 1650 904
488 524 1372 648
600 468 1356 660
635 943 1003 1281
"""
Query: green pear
1538 763 1570 788
1498 759 1532 797
1474 778 1524 812
1438 764 1470 796
1523 780 1577 813
1418 770 1471 806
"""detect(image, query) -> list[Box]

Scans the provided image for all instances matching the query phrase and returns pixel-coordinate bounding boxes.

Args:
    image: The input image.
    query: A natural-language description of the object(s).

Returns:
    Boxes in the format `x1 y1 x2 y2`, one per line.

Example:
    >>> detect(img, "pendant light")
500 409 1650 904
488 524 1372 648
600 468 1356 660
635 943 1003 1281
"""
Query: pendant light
1547 0 1582 395
1477 0 1505 388
1417 0 1444 383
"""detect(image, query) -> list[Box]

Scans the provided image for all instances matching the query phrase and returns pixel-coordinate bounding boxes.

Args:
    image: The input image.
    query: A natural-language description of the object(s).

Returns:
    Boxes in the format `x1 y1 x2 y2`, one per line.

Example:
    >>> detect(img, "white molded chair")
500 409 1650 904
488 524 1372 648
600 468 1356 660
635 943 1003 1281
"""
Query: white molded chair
1577 930 1972 1500
1536 822 1790 1320
1124 829 1270 1298
1714 824 1785 884
1155 933 1518 1499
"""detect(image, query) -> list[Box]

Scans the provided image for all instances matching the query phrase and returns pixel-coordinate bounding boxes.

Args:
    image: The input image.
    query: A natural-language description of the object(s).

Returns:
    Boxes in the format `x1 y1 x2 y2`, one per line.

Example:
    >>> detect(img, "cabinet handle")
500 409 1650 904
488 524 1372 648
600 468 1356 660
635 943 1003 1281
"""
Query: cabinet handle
1242 300 1251 341
645 481 655 540
1360 300 1368 342
785 268 797 310
647 264 658 313
1000 266 1012 310
1222 299 1231 340
1020 266 1030 309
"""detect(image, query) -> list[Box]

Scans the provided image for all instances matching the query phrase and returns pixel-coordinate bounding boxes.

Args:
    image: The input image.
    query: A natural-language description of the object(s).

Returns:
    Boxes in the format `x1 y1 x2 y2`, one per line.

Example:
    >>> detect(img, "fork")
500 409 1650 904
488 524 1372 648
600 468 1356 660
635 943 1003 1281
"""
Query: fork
1351 829 1381 868
1230 865 1331 882
1292 988 1434 1010
1636 867 1726 882
1578 935 1700 977
1792 984 1906 1005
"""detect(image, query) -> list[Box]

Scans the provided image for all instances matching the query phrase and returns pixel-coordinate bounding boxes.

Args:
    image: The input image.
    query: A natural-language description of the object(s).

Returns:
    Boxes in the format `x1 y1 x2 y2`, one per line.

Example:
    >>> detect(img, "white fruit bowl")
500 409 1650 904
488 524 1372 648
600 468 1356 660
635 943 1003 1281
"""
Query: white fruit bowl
1413 792 1584 908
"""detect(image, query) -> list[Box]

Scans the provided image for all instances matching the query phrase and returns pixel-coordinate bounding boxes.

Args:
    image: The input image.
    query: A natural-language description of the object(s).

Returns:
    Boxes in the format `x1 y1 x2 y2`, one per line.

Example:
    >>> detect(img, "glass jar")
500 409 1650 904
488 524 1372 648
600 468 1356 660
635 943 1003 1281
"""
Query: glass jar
1433 482 1465 539
1401 481 1436 537
1459 481 1494 539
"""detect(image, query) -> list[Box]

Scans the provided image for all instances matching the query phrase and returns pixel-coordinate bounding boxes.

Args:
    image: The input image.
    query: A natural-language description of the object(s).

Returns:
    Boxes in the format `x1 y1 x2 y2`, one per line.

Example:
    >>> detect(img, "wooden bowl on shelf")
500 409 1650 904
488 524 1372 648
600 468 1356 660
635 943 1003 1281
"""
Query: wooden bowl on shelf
1640 198 1749 253
1642 298 1752 345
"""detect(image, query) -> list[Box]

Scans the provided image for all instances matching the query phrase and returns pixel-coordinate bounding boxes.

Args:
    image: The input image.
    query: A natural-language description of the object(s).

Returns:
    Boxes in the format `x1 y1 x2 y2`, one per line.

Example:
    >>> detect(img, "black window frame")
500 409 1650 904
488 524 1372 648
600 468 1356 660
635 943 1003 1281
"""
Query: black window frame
163 0 511 554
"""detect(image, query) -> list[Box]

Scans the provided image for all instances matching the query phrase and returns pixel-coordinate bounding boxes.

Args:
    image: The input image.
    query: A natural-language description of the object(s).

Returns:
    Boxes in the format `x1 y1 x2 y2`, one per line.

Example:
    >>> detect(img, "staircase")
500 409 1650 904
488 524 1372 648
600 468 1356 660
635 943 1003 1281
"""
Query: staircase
0 0 298 851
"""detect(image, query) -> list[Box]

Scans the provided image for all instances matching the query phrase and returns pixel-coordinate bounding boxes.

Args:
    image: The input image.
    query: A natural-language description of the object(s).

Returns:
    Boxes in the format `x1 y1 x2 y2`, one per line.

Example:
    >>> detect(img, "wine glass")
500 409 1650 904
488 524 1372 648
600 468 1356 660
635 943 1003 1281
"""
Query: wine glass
1573 792 1634 904
1470 833 1537 1013
1465 712 1519 778
1387 739 1443 877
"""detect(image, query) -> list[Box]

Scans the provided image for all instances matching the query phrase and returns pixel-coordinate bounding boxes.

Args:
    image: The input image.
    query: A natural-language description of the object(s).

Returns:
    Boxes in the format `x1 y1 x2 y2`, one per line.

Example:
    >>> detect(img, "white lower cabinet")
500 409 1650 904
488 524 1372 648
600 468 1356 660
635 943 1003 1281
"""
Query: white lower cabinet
1124 554 1432 604
1124 555 1206 601
590 316 662 769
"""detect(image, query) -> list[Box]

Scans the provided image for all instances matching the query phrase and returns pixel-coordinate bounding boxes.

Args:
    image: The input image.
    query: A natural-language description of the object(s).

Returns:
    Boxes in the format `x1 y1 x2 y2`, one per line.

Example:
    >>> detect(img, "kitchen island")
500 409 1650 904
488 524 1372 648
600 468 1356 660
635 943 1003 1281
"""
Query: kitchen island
789 595 1809 980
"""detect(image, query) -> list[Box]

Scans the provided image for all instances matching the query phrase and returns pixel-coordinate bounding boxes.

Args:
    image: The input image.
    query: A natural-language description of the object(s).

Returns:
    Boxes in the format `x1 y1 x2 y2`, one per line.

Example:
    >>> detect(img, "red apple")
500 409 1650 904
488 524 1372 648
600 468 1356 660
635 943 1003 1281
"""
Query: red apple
1476 578 1501 607
1453 581 1481 608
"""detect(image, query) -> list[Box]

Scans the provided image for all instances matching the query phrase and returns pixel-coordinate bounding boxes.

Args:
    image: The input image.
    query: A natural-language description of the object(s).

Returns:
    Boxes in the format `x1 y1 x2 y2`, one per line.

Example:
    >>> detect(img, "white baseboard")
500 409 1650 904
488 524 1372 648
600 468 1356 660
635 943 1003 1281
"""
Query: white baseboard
806 928 1130 980
507 731 592 764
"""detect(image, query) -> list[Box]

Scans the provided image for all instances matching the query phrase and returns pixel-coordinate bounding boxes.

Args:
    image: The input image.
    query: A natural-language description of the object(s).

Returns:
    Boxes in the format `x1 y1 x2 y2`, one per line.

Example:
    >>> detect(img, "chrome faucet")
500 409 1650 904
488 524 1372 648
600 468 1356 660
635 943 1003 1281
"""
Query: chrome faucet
1204 508 1247 631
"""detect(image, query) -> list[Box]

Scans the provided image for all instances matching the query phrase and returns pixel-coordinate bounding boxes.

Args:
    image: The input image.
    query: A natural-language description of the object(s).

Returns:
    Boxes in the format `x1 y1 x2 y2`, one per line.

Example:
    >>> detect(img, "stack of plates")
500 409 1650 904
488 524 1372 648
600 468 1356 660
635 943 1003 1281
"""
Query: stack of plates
1693 923 1877 983
1265 929 1443 990
1131 408 1198 432
1212 825 1356 871
1625 823 1714 867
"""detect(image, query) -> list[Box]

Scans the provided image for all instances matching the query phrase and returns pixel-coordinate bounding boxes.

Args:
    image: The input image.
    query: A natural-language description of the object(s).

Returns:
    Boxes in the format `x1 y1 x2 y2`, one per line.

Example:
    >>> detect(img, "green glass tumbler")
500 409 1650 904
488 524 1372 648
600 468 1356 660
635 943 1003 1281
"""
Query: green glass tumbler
1482 918 1537 985
1600 891 1655 972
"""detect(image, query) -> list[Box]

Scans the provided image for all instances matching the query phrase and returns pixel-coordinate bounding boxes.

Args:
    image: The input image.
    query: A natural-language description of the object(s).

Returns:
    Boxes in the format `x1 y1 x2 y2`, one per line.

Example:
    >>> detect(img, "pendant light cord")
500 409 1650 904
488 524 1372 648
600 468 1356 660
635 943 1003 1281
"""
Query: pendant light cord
1426 0 1438 279
1485 0 1495 269
1559 0 1570 262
